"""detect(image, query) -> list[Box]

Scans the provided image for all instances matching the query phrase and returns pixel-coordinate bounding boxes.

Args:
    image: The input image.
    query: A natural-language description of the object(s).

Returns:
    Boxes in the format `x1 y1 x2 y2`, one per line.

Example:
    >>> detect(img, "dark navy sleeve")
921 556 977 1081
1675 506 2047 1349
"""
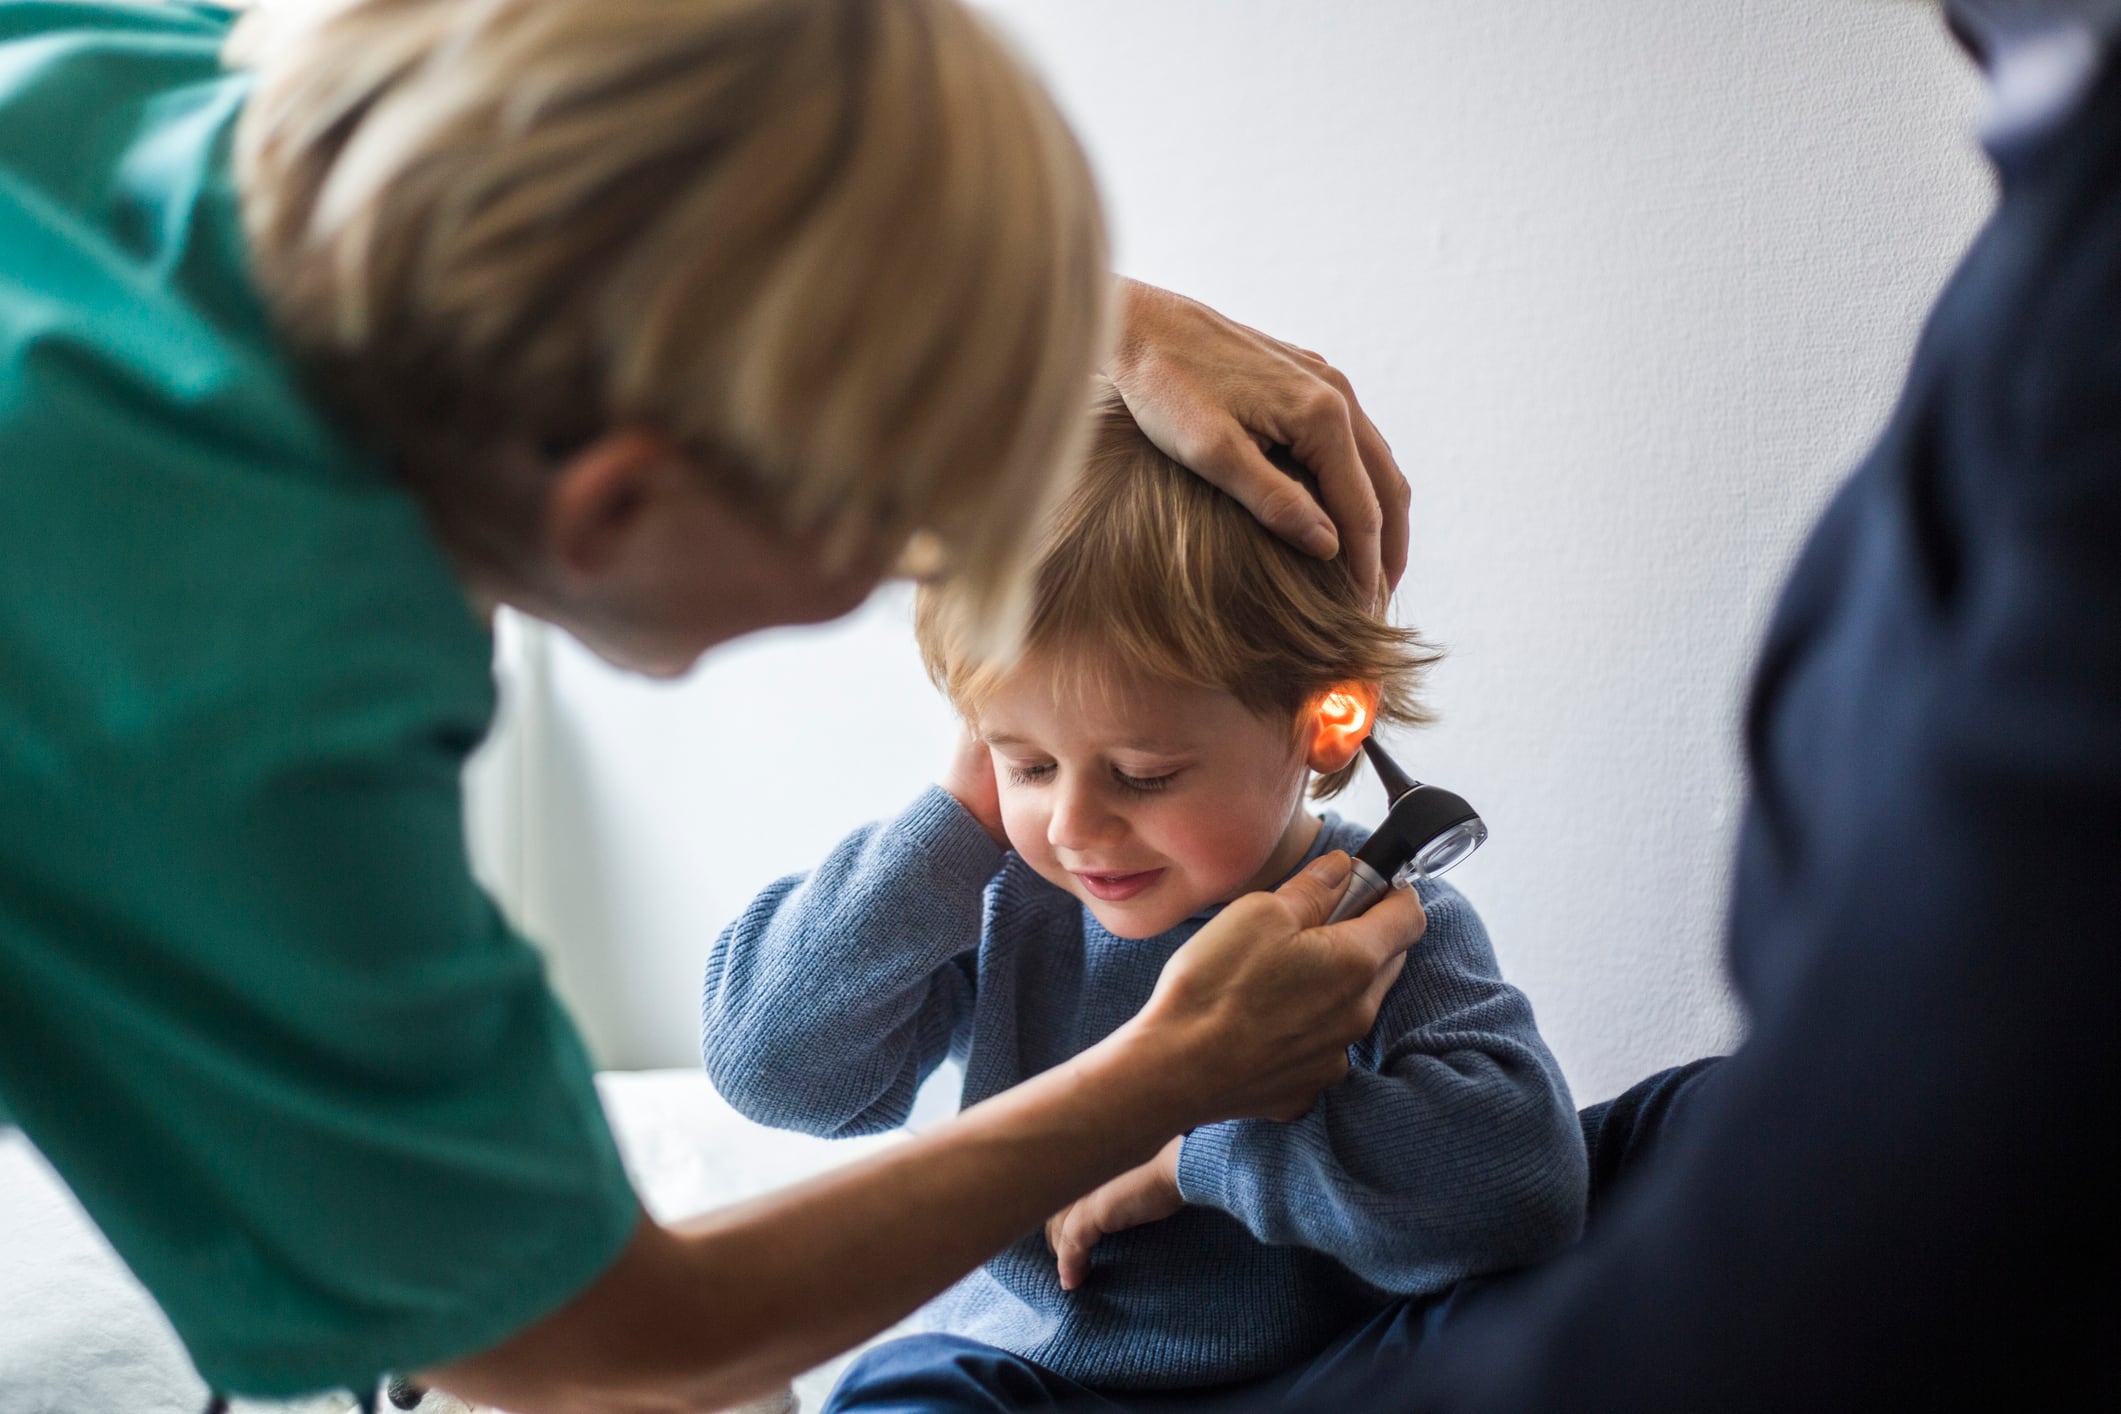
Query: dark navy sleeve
1383 33 2121 1414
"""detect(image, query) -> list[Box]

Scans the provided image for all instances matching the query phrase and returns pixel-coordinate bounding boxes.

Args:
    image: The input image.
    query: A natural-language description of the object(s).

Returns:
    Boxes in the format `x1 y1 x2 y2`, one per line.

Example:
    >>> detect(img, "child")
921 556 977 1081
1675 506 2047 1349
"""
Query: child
702 384 1586 1408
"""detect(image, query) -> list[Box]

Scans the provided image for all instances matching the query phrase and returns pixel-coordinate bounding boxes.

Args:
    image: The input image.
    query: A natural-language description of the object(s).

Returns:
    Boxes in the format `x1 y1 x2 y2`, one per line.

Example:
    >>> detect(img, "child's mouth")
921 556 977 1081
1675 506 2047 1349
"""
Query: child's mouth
1075 868 1165 902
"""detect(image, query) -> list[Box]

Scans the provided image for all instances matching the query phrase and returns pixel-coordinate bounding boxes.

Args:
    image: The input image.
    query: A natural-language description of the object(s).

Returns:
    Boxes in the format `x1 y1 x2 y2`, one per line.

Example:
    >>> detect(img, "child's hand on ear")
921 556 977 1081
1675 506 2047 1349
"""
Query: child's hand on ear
1044 1136 1186 1290
940 728 1009 849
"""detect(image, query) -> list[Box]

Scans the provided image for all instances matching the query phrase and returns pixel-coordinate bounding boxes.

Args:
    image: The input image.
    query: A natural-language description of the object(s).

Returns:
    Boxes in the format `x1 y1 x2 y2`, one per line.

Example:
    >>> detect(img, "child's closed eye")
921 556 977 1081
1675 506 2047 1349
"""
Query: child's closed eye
1112 768 1177 794
1002 761 1178 793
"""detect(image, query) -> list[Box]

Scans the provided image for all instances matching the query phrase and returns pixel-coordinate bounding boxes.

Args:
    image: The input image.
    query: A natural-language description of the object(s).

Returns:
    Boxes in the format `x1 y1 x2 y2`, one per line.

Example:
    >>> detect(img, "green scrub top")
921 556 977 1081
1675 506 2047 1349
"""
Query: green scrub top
0 1 640 1395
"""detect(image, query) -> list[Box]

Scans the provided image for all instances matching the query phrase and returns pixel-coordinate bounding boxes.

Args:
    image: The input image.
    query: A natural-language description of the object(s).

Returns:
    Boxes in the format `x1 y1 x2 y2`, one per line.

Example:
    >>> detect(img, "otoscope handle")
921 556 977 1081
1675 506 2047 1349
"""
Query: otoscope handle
1324 858 1396 924
1319 780 1485 922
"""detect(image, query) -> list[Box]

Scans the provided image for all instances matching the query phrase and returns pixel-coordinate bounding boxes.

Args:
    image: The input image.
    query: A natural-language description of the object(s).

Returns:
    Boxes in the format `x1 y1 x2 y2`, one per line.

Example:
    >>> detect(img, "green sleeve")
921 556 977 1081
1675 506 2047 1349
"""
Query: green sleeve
0 685 643 1397
0 4 642 1393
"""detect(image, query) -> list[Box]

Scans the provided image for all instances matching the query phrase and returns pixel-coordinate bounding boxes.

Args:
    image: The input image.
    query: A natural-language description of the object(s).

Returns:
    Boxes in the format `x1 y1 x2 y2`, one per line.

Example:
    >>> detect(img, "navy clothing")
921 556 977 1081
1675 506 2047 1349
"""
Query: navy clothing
823 1282 1506 1414
1281 11 2121 1412
1572 1057 1723 1232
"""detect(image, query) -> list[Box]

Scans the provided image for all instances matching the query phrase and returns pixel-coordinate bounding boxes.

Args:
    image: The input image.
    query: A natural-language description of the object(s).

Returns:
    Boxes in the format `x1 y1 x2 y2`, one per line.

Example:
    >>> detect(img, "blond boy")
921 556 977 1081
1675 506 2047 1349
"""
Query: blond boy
704 385 1586 1408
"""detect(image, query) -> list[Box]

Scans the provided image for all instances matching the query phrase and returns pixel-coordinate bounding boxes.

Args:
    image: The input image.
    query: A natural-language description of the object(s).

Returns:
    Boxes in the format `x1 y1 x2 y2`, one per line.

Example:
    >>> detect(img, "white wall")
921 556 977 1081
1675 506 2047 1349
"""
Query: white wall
468 1 1995 1103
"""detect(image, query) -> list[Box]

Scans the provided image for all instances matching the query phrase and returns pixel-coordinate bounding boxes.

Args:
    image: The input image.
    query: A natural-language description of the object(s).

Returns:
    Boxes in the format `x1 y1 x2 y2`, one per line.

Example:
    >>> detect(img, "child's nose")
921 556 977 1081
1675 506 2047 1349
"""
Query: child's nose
1047 777 1122 852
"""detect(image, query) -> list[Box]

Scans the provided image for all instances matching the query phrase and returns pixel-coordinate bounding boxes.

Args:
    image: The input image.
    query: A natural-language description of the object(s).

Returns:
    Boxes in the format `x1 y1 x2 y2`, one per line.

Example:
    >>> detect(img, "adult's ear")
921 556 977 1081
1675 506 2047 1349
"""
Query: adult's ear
1304 684 1380 774
544 429 681 579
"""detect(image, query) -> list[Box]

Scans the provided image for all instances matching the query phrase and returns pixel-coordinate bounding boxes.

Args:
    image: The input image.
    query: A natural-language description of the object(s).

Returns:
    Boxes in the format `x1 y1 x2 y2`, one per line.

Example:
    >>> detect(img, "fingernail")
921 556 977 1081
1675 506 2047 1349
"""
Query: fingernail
1306 850 1350 886
1303 521 1339 557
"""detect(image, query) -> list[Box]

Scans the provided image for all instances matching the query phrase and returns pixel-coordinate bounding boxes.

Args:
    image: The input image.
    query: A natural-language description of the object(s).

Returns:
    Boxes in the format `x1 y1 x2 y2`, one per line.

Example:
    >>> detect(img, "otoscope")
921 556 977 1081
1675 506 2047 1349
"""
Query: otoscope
1324 737 1488 923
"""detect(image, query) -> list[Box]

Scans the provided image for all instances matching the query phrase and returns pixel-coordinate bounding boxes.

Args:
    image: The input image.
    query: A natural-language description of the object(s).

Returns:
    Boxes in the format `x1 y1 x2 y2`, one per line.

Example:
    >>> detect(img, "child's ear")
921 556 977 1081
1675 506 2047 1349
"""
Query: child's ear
1304 684 1380 774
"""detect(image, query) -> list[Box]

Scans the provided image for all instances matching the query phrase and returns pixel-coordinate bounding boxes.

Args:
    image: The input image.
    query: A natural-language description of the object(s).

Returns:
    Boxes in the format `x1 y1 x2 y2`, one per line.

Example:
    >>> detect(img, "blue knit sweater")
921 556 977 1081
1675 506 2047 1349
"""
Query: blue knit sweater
701 788 1586 1390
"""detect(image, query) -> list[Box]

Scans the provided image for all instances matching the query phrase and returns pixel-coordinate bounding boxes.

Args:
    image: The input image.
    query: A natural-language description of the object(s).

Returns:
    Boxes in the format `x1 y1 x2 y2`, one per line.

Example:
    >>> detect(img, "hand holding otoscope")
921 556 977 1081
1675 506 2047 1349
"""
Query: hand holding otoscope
1324 736 1488 922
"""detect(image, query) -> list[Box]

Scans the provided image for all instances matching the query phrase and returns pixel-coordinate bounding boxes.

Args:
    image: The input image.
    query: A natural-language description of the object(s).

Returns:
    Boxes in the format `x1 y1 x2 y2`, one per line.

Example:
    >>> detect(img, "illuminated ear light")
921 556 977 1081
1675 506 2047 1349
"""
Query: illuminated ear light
1319 690 1369 736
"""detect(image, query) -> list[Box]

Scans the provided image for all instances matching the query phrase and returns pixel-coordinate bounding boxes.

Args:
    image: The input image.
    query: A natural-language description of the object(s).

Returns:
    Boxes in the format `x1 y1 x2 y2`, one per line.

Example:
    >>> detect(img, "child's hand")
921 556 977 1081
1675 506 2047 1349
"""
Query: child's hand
940 727 1009 848
1043 1136 1185 1290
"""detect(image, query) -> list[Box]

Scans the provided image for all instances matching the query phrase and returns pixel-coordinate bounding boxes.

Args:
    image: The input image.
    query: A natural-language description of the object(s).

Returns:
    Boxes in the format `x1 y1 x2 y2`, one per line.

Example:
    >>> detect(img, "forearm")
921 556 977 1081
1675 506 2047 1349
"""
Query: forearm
427 1022 1195 1414
436 850 1426 1410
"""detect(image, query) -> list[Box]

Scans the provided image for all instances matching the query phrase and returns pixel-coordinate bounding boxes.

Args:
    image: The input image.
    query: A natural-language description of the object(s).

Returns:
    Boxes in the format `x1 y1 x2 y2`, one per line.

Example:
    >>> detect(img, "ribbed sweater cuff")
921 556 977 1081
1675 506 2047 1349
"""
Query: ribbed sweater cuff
1175 1122 1243 1215
900 785 1008 893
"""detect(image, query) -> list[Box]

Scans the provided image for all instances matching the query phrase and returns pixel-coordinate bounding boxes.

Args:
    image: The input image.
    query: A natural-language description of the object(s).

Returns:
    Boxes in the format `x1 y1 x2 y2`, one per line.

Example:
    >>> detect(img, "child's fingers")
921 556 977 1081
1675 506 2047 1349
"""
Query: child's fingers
1057 1239 1087 1291
940 728 1008 848
1043 1208 1066 1257
1055 1227 1092 1290
1053 1204 1110 1291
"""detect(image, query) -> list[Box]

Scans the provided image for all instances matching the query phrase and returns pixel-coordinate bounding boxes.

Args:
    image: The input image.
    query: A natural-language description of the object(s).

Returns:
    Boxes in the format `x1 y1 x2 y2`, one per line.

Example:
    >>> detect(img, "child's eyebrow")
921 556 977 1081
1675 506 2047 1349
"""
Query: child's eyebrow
1110 738 1194 754
983 731 1192 754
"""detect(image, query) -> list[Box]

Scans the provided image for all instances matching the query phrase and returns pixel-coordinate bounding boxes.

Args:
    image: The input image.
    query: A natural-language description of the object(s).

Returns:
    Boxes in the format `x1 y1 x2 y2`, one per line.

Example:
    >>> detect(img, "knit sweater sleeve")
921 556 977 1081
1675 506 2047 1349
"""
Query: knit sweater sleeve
700 786 1003 1138
1175 880 1587 1293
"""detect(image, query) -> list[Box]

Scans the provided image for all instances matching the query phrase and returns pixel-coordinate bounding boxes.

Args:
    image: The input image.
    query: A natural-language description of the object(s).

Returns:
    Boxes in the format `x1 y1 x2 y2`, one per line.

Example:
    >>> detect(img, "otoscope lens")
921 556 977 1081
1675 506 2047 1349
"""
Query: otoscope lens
1409 818 1487 881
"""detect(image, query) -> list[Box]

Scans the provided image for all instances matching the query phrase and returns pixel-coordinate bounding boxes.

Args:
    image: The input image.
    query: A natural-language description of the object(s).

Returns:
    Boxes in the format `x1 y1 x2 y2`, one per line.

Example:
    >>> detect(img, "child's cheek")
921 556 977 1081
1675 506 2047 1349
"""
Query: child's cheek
1193 819 1272 891
1173 792 1299 895
1003 804 1083 899
996 791 1049 863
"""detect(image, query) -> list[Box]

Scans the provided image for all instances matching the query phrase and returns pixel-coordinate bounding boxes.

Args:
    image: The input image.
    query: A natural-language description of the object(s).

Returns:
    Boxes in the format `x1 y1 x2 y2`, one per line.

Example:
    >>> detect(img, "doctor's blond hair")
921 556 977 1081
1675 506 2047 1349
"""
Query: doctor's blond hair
227 0 1109 630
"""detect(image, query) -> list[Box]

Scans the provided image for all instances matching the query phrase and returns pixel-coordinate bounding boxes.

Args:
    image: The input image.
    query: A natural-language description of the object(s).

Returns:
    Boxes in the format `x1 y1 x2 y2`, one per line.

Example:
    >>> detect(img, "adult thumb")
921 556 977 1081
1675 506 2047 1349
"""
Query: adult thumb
1275 850 1353 928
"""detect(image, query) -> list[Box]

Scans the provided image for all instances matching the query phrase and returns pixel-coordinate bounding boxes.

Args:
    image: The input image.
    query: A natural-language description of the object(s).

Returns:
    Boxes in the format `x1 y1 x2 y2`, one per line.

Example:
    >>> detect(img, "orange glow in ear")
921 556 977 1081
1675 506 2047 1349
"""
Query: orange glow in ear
1309 687 1377 773
1320 691 1369 736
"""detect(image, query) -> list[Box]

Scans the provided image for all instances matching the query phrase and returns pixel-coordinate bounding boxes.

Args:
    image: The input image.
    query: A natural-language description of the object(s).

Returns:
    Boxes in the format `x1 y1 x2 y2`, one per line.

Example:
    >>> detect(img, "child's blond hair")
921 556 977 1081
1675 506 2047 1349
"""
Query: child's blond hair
228 0 1108 632
918 381 1438 799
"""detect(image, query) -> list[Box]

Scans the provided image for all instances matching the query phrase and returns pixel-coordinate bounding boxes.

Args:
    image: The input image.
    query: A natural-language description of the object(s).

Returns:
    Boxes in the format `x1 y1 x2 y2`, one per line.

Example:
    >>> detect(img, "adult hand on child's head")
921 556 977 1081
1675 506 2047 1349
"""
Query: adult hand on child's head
940 726 1008 849
1105 278 1410 609
1116 851 1425 1130
1044 1137 1184 1291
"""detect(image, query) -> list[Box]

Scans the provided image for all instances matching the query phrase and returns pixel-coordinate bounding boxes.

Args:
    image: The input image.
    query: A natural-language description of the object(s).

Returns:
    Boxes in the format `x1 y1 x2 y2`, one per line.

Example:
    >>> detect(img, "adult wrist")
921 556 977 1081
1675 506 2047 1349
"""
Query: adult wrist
1066 1016 1201 1162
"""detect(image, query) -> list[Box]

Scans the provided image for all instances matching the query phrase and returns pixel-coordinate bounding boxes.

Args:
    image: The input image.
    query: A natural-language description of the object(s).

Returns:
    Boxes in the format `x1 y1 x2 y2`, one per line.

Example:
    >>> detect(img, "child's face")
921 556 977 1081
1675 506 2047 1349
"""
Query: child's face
977 654 1319 938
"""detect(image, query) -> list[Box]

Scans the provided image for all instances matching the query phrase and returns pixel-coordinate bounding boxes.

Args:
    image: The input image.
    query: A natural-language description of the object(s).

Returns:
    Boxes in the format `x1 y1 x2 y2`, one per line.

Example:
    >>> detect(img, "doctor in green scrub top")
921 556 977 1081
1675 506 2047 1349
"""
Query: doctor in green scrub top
0 1 1420 1408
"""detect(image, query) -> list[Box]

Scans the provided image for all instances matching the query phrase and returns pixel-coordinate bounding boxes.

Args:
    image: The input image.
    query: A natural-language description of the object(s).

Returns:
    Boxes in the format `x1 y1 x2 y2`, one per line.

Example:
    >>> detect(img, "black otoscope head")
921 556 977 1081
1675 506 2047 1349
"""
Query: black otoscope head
1363 734 1419 803
1352 737 1488 885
